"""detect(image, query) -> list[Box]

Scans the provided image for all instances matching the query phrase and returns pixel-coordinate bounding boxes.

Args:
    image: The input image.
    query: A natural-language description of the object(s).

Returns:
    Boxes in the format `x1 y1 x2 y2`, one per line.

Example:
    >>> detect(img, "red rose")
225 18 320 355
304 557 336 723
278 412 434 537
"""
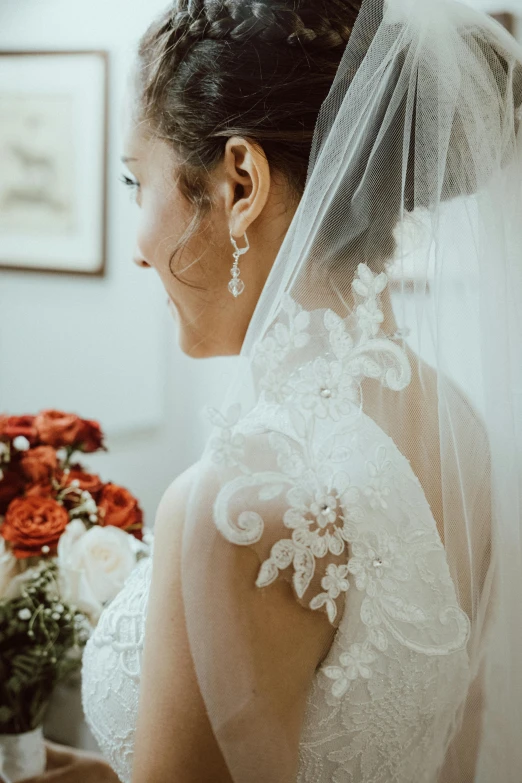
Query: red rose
34 410 84 449
25 482 54 500
20 446 58 484
98 483 144 541
58 466 103 496
1 415 39 445
56 467 104 510
76 419 105 453
1 495 69 559
0 469 25 515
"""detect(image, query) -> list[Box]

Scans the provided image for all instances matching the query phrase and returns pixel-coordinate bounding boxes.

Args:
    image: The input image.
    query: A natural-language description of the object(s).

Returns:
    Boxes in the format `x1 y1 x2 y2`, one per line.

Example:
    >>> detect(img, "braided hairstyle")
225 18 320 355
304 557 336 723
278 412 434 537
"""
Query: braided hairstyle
132 0 361 285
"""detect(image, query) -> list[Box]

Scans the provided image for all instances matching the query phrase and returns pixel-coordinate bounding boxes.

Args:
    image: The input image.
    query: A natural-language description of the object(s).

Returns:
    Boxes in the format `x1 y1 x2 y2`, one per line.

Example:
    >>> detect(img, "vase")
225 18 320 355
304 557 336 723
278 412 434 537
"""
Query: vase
0 725 46 782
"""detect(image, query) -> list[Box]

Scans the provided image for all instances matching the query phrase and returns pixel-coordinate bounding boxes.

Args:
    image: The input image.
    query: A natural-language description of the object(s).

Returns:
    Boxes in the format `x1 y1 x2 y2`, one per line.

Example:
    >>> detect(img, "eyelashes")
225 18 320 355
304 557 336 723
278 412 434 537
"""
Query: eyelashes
119 173 140 201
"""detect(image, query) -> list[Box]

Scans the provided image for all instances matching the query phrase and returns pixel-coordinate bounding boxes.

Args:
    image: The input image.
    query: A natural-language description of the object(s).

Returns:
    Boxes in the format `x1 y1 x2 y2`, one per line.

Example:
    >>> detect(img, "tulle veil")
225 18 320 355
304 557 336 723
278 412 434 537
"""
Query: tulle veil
178 0 522 779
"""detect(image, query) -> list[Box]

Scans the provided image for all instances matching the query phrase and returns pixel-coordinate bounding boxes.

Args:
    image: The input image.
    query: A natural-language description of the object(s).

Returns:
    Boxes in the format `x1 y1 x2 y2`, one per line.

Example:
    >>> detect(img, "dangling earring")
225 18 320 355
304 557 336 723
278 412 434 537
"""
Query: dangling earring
228 230 249 298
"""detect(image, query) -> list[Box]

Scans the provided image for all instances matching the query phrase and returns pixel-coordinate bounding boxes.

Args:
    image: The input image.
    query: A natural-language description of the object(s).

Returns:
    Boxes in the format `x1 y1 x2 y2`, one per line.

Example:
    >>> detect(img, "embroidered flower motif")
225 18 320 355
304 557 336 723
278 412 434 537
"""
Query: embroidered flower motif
347 529 410 597
321 267 412 392
253 295 310 372
260 367 294 405
204 403 245 467
310 492 339 526
252 295 311 404
322 642 377 697
351 263 388 302
250 452 362 623
322 563 350 597
292 357 359 421
363 445 393 510
309 563 351 623
356 296 385 338
283 483 352 560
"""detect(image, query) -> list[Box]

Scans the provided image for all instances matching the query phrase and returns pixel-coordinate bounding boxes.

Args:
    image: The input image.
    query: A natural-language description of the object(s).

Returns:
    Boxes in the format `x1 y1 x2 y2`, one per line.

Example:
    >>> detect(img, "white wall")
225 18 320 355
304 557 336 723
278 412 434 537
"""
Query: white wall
0 0 238 535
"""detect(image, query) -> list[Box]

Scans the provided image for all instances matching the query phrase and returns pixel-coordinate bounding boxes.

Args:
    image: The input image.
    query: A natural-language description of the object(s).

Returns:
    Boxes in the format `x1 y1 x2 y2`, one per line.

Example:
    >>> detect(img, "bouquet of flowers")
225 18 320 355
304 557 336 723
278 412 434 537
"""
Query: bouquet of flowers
0 409 150 779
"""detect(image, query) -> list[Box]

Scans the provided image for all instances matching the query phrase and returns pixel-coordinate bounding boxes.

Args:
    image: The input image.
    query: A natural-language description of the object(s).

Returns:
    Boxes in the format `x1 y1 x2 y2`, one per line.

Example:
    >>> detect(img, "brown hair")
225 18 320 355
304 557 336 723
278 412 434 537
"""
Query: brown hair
132 1 522 285
132 0 361 287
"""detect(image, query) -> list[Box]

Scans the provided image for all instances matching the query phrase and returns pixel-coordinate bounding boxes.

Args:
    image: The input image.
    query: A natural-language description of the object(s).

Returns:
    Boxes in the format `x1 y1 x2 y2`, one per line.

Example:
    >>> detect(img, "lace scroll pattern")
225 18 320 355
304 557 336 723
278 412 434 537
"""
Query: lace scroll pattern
203 263 472 780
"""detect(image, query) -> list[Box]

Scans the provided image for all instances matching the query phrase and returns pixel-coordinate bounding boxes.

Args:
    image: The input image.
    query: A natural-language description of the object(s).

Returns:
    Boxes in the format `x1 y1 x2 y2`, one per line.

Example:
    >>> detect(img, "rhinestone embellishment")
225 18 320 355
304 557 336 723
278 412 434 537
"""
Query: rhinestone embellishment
320 387 332 398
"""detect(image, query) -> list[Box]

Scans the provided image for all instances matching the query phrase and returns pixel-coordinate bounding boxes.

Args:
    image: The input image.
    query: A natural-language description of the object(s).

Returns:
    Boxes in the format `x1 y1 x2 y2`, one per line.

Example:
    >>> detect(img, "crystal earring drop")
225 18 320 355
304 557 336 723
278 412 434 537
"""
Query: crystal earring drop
228 231 249 297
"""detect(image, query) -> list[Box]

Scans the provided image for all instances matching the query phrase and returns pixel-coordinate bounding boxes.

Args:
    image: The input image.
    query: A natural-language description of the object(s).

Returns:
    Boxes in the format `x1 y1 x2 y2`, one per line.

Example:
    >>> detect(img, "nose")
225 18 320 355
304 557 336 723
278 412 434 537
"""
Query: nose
133 250 151 268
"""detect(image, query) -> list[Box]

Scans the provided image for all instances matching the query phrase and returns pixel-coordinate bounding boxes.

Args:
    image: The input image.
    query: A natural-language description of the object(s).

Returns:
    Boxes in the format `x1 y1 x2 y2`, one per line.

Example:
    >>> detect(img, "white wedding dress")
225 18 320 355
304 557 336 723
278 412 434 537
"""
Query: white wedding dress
81 267 472 783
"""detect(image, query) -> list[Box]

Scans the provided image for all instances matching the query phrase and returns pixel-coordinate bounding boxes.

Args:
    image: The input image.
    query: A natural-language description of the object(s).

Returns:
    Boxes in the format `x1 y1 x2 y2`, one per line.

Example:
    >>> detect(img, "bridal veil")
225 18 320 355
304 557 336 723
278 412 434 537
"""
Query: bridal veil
178 0 522 779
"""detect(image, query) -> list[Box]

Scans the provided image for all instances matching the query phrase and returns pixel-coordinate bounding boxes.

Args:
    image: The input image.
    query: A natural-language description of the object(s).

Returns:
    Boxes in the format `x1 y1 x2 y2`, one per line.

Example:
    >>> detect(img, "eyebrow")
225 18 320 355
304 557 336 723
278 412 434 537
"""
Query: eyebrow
121 156 138 164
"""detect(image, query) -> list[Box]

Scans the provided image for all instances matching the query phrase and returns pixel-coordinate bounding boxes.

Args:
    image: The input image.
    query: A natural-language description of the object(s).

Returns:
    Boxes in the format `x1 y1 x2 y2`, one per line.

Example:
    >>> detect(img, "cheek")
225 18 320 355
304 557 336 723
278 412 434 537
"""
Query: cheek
136 207 190 299
136 205 171 269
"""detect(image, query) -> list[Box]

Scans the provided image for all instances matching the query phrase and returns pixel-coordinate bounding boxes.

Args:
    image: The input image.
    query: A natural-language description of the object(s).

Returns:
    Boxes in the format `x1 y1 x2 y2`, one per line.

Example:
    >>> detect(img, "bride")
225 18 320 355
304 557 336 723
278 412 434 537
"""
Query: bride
18 0 522 781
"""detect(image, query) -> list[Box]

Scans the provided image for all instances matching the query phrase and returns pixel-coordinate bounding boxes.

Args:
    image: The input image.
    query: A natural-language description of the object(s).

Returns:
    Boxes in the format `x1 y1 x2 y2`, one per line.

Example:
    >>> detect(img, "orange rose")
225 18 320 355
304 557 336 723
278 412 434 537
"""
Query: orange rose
25 482 54 500
1 496 69 559
57 467 104 510
1 415 39 445
76 419 106 454
20 446 58 484
98 483 144 541
58 466 104 495
34 410 84 449
0 469 25 515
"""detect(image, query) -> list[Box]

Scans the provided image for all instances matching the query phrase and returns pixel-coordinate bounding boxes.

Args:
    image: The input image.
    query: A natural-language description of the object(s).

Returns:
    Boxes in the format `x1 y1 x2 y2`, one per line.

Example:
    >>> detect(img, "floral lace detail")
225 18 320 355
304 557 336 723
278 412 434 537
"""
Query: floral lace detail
247 264 411 410
81 556 152 783
204 261 470 712
204 264 412 627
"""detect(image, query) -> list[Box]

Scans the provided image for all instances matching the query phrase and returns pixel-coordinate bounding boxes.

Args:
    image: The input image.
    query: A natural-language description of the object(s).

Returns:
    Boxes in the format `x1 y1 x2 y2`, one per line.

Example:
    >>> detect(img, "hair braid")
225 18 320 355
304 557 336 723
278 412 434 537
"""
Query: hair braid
167 0 355 57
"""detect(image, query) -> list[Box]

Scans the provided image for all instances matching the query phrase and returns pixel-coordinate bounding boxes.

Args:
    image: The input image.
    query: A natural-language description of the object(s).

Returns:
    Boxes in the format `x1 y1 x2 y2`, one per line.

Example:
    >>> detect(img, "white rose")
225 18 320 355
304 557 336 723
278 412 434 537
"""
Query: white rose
0 537 18 600
57 520 101 622
58 521 136 623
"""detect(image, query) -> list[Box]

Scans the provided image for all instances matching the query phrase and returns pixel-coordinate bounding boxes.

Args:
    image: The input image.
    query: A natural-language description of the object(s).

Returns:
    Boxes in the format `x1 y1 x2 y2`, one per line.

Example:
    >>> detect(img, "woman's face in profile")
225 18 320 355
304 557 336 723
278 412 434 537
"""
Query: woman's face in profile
120 110 292 359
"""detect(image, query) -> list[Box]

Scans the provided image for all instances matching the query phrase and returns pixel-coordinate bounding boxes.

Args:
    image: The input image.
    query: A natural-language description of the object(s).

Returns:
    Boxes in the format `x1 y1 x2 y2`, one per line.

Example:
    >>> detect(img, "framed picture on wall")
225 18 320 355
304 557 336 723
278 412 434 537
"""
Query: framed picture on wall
0 50 108 276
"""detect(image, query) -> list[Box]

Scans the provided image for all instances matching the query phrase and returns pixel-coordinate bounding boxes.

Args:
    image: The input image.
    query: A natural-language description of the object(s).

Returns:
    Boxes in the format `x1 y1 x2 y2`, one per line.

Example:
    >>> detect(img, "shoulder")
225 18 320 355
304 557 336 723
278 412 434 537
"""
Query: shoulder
152 454 338 668
156 461 203 520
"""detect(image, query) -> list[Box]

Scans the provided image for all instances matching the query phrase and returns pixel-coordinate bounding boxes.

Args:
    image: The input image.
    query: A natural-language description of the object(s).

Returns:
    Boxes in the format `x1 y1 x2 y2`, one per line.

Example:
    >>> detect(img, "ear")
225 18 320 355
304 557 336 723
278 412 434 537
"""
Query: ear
222 136 271 238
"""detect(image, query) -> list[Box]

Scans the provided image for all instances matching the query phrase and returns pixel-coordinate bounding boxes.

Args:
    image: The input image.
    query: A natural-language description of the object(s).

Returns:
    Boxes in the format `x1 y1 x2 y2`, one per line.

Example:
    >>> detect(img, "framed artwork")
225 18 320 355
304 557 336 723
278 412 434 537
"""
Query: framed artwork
0 50 109 276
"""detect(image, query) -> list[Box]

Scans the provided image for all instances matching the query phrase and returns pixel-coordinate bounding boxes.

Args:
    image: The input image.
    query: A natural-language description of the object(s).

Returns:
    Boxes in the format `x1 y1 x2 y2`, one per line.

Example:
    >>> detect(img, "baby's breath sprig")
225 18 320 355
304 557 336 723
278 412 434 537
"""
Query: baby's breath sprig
49 474 100 528
66 485 99 527
0 562 91 734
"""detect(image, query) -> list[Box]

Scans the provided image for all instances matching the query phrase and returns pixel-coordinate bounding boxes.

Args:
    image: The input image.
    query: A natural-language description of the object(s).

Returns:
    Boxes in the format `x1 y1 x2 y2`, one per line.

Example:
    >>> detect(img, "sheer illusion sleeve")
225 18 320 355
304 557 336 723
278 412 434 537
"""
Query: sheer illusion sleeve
178 415 356 783
203 414 355 627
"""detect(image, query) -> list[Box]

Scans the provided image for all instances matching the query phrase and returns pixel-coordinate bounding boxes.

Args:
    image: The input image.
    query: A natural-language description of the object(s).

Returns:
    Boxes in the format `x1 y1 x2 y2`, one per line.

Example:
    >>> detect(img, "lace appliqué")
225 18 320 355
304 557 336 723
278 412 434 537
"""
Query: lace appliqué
81 556 152 783
204 264 412 625
204 262 470 698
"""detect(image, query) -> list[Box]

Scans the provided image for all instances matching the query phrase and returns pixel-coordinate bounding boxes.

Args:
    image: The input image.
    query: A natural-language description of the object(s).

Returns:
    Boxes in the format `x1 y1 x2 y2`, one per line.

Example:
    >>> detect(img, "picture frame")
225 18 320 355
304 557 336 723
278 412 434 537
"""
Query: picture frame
0 50 109 276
